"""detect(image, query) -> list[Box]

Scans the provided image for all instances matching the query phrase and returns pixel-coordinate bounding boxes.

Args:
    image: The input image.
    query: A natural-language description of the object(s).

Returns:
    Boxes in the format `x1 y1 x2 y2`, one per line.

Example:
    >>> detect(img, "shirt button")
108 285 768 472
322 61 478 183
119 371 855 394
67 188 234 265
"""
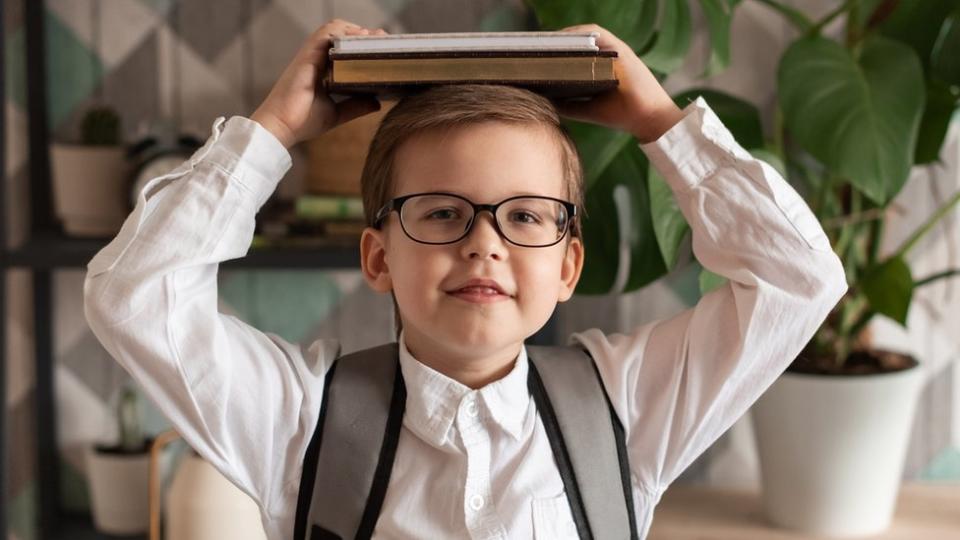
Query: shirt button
464 399 479 418
468 494 485 511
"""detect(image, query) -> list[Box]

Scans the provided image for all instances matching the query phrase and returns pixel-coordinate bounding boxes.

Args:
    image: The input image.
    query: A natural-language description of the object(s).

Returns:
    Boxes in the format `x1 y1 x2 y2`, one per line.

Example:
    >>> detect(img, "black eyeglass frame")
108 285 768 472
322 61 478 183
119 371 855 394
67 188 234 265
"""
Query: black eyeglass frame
373 191 578 248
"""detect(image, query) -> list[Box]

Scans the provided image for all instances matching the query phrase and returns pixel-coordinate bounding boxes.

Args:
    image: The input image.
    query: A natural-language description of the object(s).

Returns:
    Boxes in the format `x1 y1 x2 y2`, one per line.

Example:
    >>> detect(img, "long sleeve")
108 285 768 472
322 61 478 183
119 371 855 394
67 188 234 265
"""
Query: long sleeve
82 116 337 522
572 96 848 499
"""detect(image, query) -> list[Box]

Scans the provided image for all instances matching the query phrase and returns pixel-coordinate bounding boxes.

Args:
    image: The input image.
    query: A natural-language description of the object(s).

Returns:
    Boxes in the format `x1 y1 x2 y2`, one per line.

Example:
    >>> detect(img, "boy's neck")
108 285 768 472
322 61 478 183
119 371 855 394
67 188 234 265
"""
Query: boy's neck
401 330 522 390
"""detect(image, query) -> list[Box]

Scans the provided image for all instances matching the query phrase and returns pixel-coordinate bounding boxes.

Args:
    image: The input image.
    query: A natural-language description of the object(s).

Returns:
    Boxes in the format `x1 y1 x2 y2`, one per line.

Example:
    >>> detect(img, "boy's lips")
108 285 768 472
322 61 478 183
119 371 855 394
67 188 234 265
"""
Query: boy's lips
445 278 513 302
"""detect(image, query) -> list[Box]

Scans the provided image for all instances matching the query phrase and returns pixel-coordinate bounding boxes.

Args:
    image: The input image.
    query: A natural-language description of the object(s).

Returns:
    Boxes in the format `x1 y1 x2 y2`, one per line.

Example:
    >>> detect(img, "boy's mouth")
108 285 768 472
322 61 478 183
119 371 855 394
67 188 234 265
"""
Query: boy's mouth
446 278 513 303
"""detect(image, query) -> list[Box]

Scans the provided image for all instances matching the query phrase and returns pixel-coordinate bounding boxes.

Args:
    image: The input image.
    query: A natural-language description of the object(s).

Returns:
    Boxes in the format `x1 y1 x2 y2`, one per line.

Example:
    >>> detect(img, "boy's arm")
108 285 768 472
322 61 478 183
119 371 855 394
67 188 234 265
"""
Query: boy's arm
558 25 848 498
83 115 337 522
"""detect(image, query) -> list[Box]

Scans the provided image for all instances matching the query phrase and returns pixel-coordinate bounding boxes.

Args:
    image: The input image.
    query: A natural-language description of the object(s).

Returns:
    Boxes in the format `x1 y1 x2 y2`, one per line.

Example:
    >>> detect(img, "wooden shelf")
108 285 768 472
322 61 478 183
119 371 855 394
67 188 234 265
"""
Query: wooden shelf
3 232 361 269
648 482 960 539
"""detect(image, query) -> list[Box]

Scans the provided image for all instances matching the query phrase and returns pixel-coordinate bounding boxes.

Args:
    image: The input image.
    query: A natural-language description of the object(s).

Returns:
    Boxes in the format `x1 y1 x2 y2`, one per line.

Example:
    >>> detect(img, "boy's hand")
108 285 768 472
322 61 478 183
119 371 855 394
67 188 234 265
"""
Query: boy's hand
251 19 387 149
554 24 686 144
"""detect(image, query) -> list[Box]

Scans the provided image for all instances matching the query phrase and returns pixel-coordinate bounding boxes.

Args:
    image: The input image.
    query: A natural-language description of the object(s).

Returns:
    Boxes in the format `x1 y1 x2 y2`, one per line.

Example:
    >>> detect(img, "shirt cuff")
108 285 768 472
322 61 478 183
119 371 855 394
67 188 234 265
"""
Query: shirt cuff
200 115 293 209
639 96 756 193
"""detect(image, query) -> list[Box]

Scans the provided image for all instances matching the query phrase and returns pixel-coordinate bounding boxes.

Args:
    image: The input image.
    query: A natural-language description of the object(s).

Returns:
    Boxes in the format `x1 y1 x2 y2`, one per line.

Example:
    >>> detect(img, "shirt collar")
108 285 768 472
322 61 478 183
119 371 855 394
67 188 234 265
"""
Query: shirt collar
398 331 530 448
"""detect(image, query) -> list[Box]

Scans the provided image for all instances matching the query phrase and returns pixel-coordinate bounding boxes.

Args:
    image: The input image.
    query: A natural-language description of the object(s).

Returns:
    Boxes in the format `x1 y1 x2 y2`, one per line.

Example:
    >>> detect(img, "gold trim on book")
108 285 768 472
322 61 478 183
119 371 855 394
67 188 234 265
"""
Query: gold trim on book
332 56 615 83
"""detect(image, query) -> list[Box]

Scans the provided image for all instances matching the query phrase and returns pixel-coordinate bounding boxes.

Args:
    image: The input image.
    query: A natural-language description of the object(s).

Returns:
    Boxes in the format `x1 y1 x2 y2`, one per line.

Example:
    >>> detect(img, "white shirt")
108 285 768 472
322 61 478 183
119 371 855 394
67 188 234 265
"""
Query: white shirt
83 97 848 539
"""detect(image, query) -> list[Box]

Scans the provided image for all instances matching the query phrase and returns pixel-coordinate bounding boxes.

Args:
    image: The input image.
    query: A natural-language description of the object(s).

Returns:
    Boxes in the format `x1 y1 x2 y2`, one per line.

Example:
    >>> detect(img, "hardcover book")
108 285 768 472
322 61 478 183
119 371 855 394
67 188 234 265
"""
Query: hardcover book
323 31 618 99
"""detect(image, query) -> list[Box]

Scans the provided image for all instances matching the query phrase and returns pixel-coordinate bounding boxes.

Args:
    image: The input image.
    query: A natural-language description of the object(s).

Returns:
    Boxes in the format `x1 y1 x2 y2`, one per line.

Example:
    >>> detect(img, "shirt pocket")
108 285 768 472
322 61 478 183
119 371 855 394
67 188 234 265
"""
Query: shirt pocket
531 493 579 539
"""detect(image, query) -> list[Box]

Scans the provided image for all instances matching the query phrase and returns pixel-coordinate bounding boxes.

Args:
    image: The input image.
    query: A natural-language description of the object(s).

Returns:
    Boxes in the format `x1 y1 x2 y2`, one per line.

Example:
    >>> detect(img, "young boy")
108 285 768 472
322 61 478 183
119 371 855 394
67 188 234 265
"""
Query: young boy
84 18 847 540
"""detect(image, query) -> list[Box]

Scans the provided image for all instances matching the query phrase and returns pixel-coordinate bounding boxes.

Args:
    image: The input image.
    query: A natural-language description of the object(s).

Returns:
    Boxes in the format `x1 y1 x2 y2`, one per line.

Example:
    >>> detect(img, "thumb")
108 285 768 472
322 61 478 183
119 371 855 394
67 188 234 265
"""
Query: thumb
334 97 382 126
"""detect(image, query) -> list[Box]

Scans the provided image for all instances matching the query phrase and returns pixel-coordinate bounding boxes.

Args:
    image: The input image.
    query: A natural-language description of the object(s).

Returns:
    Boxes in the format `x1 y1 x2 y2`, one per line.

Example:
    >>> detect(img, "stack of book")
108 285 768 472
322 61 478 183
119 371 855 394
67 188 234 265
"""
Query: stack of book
323 31 618 99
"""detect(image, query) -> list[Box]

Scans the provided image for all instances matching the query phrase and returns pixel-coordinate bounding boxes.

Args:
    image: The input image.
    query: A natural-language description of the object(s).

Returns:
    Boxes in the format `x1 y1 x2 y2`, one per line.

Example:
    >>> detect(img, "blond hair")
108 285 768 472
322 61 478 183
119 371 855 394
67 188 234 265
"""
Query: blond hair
359 84 586 338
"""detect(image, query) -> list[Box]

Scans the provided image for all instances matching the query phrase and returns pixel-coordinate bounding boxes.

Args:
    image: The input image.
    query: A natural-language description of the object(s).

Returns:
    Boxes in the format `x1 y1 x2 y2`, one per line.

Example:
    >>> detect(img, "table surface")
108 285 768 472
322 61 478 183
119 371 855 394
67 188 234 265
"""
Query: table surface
648 483 960 539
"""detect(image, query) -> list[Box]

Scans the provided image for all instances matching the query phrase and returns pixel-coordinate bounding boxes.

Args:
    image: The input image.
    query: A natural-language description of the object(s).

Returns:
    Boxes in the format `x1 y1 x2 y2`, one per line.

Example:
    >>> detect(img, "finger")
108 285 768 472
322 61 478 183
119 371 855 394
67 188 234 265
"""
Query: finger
335 97 382 125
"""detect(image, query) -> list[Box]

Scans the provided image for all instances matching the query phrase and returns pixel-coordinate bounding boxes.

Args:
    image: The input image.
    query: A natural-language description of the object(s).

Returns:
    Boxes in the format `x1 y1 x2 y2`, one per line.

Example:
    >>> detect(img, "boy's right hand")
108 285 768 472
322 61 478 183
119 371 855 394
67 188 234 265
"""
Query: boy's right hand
250 19 386 149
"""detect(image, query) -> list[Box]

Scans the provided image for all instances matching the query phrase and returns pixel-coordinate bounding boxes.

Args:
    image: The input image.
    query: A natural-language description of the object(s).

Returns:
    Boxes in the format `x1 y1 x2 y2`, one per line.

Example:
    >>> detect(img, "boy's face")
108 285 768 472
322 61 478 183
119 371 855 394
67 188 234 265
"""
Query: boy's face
360 121 584 363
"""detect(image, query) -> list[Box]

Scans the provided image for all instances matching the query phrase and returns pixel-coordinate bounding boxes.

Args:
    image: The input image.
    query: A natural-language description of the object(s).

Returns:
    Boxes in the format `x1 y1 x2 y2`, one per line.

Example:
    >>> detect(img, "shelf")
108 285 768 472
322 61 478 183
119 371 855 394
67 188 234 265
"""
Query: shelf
3 232 362 269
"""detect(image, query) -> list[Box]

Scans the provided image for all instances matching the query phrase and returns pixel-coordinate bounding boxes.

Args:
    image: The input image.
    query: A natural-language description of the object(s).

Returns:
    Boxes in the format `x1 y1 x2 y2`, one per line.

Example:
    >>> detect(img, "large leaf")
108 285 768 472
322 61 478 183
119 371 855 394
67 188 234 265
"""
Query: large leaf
641 0 692 73
526 0 660 52
563 120 634 190
698 0 742 78
778 36 924 205
915 78 960 164
672 88 764 149
932 6 960 85
879 0 958 72
859 255 914 326
577 144 666 294
648 163 688 270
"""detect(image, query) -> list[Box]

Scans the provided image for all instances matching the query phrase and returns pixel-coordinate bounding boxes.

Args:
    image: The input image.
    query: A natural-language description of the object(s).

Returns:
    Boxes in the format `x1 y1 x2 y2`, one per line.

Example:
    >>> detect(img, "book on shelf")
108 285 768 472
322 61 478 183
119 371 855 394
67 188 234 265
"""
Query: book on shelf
295 195 364 220
323 31 618 99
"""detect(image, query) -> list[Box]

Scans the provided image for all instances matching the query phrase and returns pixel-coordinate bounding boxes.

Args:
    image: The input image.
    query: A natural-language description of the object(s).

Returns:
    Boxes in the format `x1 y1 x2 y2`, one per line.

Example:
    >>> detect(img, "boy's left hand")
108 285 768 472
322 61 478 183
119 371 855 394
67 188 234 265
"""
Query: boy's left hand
554 24 686 144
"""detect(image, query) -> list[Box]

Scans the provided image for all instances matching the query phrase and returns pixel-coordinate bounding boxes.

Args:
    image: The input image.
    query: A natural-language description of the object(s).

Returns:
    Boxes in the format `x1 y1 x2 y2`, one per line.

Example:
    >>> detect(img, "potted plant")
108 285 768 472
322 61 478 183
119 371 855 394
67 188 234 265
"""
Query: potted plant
86 383 154 535
526 0 959 536
50 105 133 237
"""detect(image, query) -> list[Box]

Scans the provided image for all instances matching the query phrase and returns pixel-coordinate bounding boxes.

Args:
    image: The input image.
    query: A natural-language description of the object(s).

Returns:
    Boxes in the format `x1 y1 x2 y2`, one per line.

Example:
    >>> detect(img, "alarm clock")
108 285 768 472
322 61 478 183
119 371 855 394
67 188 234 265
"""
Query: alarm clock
128 134 203 207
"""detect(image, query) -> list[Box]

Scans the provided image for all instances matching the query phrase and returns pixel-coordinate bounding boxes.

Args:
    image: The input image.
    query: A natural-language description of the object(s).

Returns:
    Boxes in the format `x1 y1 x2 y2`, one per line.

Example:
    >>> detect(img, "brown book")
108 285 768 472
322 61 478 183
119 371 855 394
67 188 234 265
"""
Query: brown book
323 32 619 99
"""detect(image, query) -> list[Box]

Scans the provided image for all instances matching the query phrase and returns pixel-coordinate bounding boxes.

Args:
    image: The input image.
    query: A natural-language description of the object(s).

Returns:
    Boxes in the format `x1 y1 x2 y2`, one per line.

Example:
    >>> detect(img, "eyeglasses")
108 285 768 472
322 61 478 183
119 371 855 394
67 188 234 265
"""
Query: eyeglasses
373 192 577 248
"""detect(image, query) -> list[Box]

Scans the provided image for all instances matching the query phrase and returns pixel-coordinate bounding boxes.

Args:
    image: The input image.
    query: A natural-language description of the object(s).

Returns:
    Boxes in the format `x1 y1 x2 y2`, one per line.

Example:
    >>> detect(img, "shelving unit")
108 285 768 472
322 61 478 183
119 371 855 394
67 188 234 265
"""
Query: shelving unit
2 2 557 539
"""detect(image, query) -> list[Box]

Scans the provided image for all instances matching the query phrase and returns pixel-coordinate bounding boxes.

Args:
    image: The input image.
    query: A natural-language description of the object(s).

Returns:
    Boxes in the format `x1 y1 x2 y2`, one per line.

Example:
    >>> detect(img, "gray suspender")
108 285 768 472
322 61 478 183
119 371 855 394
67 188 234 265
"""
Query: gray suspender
293 343 637 540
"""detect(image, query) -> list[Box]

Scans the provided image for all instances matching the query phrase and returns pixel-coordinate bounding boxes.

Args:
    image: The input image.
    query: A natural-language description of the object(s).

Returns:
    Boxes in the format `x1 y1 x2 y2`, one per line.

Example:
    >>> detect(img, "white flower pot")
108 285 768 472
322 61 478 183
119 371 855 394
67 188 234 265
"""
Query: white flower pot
50 143 131 237
751 363 924 537
165 453 268 540
86 444 150 535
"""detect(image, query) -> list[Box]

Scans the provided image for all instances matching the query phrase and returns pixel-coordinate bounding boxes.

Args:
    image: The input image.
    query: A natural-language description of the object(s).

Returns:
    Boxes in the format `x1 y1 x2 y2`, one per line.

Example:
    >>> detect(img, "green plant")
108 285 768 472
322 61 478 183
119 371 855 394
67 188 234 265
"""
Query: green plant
117 385 145 452
81 105 122 146
526 0 960 369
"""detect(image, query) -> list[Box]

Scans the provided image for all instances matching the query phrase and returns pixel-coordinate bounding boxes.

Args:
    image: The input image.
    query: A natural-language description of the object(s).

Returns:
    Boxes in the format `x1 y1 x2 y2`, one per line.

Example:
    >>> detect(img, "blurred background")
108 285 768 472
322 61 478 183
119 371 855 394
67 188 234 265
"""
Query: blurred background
3 0 958 539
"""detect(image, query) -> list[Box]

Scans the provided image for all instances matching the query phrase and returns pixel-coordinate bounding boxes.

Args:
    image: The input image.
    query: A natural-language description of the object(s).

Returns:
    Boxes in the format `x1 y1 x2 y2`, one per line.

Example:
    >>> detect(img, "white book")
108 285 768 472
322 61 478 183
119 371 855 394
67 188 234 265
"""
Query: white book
331 31 600 54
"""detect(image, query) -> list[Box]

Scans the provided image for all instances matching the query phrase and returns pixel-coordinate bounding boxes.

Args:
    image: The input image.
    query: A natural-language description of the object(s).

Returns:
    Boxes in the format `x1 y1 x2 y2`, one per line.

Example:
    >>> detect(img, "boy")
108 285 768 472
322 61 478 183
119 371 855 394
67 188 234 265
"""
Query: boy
84 18 847 540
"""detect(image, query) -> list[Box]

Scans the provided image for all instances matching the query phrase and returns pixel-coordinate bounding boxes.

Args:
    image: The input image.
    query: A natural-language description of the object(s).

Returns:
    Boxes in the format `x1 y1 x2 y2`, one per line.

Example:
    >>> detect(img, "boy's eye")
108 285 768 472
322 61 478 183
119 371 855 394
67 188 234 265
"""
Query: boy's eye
424 208 462 221
509 210 542 225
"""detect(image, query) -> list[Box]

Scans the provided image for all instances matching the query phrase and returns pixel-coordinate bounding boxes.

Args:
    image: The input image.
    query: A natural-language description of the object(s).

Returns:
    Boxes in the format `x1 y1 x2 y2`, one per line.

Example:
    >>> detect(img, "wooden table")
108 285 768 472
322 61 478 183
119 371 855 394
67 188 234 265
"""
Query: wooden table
648 483 960 539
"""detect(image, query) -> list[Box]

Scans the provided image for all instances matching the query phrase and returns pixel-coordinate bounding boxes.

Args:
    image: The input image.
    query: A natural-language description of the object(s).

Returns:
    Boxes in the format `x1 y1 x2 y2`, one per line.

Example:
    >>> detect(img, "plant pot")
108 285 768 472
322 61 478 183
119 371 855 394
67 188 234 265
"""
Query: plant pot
165 452 267 540
50 143 132 237
751 359 923 537
86 443 151 535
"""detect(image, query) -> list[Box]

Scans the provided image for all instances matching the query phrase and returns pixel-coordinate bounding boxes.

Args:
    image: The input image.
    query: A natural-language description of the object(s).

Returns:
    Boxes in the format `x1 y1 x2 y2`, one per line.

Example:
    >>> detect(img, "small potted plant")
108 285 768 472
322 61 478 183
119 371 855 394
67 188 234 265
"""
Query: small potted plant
50 105 133 237
86 384 154 535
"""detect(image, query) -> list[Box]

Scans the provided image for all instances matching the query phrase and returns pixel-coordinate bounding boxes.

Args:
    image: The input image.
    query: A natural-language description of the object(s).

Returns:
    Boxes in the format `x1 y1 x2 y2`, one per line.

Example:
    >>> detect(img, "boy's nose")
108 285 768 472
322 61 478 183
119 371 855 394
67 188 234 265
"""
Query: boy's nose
460 213 507 260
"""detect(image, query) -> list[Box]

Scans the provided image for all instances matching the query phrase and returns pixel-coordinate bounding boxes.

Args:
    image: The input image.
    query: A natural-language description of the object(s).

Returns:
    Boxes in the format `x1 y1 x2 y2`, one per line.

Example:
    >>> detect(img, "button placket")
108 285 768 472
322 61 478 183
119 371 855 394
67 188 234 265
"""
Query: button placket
457 394 506 539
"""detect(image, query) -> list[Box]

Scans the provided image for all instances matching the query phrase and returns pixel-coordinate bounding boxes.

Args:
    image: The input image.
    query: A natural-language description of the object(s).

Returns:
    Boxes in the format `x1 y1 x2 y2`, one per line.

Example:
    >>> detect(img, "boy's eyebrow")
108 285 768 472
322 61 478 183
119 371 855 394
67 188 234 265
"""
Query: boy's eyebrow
397 189 564 201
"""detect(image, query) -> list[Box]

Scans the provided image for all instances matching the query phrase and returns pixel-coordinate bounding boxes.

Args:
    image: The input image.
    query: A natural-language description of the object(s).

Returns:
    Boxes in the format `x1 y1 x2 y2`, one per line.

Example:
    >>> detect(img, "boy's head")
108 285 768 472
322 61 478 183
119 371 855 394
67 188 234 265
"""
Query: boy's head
358 84 585 360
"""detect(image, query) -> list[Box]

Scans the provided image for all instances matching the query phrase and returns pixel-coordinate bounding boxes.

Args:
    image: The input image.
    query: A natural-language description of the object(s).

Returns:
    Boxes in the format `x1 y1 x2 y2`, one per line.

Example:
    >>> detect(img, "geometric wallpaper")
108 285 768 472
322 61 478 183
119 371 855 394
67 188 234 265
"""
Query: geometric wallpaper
4 1 960 539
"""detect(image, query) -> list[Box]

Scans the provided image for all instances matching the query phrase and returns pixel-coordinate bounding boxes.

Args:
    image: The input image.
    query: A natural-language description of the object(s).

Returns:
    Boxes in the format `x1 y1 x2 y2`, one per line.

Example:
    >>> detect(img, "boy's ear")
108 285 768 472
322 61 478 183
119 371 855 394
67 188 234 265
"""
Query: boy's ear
558 237 584 302
360 227 393 293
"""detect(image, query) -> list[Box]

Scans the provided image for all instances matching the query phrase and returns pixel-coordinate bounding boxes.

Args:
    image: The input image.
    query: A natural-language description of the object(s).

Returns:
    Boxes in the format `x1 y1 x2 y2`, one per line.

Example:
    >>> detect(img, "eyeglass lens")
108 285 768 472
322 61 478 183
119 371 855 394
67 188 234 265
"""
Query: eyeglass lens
399 194 568 246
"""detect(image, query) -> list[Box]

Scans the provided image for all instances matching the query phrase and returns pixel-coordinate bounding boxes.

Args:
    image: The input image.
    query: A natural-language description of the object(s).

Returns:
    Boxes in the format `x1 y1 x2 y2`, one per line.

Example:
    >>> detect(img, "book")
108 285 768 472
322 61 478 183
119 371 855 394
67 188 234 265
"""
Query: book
324 32 618 99
331 31 601 53
295 195 364 220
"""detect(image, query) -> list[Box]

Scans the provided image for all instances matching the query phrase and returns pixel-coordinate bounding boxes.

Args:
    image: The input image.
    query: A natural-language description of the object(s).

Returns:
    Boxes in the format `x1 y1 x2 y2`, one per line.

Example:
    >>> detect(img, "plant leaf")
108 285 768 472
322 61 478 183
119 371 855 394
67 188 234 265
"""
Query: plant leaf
648 162 689 270
777 35 924 205
879 0 958 72
525 0 660 52
641 0 692 73
859 256 914 326
577 144 666 294
932 6 960 85
672 88 764 149
699 267 727 295
563 120 634 190
915 78 960 164
698 0 742 78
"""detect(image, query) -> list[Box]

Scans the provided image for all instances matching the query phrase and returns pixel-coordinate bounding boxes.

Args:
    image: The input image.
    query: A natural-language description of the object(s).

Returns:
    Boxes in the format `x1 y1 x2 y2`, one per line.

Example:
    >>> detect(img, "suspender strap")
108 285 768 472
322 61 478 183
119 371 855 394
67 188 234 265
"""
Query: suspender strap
294 343 405 540
528 345 637 540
